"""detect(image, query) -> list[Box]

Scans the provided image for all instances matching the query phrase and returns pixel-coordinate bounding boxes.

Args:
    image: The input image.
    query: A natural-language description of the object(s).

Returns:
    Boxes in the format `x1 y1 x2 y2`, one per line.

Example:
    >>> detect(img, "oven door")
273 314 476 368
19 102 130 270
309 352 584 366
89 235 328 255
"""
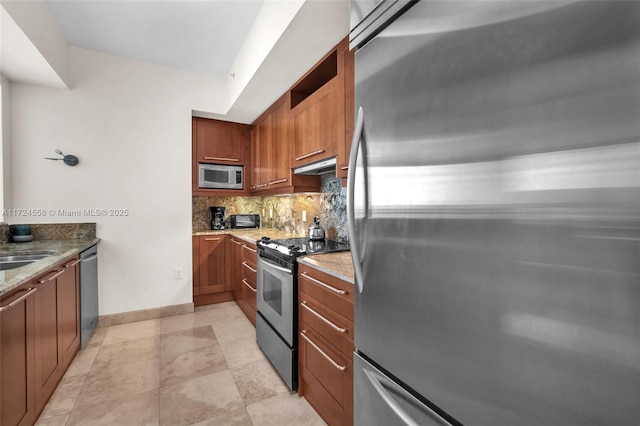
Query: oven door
256 256 295 346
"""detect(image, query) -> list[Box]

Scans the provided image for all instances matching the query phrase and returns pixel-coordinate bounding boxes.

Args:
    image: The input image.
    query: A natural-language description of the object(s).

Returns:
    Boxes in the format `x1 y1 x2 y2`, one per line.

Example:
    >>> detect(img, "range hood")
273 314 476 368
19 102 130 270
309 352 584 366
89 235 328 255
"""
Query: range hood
293 157 336 175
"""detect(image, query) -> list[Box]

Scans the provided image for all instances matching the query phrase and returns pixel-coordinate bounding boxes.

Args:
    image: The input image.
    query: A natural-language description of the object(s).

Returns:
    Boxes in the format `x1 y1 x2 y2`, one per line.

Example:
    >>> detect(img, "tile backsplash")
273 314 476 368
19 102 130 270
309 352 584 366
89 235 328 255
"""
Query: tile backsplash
193 176 349 242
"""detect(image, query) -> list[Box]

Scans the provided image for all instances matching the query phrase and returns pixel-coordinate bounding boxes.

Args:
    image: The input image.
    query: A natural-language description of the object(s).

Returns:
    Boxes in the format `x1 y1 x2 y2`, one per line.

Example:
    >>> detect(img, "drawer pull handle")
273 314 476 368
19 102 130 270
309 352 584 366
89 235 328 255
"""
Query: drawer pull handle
340 165 349 170
268 178 288 185
242 261 257 273
64 259 81 268
0 287 37 312
36 269 65 283
255 183 268 188
203 156 240 162
204 237 221 241
301 272 347 295
242 279 257 292
301 301 347 333
295 149 325 161
301 330 347 371
242 244 257 253
231 239 242 246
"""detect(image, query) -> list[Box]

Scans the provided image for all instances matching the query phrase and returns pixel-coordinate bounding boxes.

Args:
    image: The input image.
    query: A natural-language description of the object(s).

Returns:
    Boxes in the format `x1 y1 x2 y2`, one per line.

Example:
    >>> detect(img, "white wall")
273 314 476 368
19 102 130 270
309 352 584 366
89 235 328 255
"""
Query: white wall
10 47 225 315
0 74 11 218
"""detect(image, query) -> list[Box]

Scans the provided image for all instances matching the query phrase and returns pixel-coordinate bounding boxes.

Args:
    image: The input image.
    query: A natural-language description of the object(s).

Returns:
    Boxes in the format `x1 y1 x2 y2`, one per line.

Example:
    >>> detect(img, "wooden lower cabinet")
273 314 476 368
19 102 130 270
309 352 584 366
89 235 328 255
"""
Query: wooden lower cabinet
193 235 234 306
59 258 81 372
1 254 81 426
238 241 257 325
193 235 258 318
33 258 81 416
298 264 354 426
33 269 65 415
229 237 244 302
1 284 37 426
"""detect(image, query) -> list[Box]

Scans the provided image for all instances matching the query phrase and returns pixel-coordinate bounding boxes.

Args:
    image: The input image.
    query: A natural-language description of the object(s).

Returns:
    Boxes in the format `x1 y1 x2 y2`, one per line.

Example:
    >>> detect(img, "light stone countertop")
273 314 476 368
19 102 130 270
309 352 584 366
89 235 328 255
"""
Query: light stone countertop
193 228 302 245
194 228 354 283
298 251 355 284
0 239 101 296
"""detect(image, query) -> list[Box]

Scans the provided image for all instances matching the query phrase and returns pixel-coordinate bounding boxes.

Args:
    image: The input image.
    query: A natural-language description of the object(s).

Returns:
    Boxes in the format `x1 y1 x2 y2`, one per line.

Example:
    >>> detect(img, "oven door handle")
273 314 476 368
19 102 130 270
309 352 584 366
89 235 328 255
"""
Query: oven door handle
258 256 292 275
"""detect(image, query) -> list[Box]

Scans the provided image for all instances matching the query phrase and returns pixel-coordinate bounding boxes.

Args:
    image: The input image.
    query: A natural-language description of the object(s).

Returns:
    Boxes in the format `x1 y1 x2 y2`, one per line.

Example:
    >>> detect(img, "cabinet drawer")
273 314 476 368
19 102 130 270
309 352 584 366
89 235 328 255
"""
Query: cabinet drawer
242 242 257 264
299 327 353 421
298 265 353 321
242 259 257 285
242 276 257 311
299 292 353 358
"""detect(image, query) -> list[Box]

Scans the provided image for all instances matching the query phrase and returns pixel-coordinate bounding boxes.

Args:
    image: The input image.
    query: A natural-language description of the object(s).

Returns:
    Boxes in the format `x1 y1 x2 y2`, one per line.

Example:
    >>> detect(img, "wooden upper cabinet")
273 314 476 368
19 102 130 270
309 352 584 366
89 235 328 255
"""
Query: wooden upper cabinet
256 114 272 189
194 117 249 165
269 99 292 189
337 46 355 182
192 117 252 196
249 94 319 195
290 39 348 168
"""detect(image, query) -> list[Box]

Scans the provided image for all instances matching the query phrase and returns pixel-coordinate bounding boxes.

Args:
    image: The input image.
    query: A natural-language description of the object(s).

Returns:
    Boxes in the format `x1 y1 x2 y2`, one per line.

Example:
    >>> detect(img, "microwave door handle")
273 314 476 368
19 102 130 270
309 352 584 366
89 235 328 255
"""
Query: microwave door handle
348 106 368 295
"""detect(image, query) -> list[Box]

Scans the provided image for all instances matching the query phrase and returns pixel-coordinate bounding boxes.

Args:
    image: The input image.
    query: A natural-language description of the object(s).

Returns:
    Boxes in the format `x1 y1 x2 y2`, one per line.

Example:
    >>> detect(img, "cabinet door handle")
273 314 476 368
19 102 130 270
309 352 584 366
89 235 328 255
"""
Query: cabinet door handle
301 330 347 371
242 261 257 273
0 287 37 313
203 156 240 162
36 269 65 284
301 301 347 333
255 183 268 188
301 272 347 295
64 258 81 268
295 149 325 161
340 165 349 170
204 237 221 241
242 244 257 253
231 239 242 246
268 178 288 185
242 278 257 292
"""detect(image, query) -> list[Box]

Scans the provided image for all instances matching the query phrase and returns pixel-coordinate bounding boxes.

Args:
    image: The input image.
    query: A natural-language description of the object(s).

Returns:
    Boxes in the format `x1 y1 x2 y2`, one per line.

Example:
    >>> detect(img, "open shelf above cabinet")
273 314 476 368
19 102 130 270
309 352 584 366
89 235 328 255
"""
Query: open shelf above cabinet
290 51 338 109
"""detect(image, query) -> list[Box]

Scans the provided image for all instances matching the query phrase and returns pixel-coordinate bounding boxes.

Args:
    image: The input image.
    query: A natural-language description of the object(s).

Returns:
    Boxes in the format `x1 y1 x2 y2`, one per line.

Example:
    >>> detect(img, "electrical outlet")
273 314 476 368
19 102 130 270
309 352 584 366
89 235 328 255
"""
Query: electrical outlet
302 210 307 222
175 267 183 279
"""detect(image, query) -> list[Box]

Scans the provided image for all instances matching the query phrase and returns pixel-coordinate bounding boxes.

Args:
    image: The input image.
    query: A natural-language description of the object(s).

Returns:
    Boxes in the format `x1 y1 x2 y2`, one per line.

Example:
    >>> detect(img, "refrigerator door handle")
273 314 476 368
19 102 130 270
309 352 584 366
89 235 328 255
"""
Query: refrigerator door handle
348 106 367 294
364 368 452 426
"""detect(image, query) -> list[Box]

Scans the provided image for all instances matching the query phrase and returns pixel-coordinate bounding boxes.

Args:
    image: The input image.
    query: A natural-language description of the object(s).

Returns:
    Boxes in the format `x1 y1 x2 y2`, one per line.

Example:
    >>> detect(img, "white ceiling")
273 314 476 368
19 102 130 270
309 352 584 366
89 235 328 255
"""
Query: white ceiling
1 0 349 122
44 0 264 79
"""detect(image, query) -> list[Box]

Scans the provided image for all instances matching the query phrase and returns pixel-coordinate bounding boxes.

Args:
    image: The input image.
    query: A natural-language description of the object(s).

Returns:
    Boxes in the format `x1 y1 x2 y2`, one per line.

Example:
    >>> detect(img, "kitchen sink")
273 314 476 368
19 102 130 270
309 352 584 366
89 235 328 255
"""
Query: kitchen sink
0 254 50 271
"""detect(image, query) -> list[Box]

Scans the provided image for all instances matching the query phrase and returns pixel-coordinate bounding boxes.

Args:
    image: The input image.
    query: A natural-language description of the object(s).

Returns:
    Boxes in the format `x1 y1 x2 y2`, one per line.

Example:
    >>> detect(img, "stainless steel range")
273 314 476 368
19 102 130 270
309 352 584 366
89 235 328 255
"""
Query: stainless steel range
256 236 350 391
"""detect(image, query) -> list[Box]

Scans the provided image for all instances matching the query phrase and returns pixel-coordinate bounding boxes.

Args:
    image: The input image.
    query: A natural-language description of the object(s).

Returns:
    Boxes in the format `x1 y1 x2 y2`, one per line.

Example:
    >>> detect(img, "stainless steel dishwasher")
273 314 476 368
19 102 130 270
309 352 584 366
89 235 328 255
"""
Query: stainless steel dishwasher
80 245 98 348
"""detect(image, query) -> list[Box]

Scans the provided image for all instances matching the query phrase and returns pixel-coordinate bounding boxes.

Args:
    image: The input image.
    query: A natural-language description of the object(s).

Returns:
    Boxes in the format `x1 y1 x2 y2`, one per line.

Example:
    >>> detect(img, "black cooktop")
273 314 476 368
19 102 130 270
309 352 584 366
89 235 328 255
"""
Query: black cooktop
257 236 350 262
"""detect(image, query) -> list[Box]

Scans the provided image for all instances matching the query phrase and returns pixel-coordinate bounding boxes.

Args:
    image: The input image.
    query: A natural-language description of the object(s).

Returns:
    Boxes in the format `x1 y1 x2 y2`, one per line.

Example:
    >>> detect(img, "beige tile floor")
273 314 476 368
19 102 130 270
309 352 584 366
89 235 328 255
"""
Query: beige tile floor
35 302 327 426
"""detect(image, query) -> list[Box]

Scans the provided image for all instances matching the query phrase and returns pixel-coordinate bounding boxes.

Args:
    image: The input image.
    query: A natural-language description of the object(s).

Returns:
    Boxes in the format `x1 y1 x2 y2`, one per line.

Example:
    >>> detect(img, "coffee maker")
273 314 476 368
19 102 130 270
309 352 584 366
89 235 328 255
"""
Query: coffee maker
210 206 226 230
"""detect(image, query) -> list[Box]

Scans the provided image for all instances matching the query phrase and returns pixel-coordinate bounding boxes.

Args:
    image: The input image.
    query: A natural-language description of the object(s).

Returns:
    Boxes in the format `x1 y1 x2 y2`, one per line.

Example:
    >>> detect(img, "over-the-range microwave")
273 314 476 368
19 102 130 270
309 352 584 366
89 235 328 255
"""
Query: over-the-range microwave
198 163 243 190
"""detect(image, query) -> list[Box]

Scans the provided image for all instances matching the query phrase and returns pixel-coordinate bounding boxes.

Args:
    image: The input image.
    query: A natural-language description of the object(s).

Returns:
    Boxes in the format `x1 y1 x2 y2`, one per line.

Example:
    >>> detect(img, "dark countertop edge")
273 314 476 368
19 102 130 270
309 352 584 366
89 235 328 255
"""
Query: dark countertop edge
0 238 101 296
297 252 355 285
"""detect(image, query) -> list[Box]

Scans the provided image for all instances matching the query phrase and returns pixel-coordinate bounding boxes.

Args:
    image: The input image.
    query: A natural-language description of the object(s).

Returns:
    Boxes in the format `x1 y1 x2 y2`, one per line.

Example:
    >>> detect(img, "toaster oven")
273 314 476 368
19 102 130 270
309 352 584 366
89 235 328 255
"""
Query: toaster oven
227 214 260 229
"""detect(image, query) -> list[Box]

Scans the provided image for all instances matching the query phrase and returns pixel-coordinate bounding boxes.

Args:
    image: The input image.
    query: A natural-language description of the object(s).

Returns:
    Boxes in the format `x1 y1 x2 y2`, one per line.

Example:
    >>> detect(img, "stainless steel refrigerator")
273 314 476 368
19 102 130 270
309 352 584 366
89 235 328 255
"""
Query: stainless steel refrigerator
347 1 640 425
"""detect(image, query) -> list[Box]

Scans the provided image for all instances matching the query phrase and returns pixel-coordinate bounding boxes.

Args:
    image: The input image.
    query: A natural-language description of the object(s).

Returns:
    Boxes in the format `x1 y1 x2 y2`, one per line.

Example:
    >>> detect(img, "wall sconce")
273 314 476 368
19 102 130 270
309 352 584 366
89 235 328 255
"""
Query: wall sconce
44 149 79 166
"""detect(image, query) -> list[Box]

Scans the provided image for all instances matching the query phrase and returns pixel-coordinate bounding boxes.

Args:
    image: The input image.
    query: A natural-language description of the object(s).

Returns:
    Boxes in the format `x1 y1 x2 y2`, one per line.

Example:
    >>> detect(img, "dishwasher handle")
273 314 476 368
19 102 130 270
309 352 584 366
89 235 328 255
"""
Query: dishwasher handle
81 254 98 263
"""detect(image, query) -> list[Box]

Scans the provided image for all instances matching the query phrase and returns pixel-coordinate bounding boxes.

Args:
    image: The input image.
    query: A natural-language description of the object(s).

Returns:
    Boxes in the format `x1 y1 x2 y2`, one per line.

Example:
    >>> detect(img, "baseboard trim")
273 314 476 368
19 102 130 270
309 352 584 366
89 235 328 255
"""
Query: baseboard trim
97 302 195 327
